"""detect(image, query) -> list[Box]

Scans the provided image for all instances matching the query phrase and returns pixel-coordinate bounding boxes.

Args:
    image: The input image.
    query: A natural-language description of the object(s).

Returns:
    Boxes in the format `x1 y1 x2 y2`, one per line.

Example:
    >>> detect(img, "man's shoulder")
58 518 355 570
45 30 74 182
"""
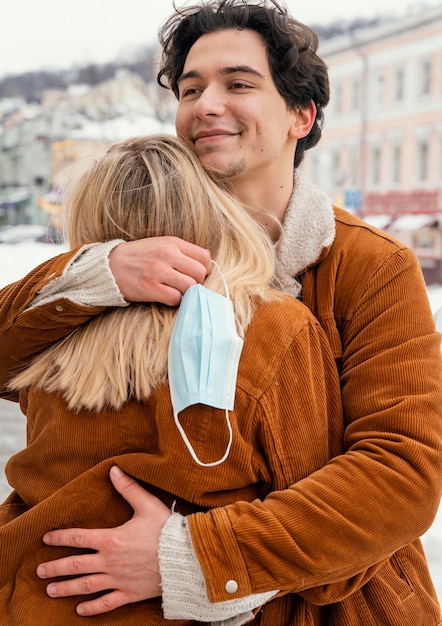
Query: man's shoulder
328 206 420 270
302 207 427 357
333 206 407 251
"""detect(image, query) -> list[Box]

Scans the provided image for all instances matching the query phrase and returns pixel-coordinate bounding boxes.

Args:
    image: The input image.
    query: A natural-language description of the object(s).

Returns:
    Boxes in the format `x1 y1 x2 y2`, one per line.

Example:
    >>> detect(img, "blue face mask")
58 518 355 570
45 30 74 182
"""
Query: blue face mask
168 262 244 467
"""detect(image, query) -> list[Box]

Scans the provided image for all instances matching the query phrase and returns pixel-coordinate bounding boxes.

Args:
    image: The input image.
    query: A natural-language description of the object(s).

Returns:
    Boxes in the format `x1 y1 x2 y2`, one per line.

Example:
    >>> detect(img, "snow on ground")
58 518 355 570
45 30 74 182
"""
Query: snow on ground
0 240 68 287
1 240 442 599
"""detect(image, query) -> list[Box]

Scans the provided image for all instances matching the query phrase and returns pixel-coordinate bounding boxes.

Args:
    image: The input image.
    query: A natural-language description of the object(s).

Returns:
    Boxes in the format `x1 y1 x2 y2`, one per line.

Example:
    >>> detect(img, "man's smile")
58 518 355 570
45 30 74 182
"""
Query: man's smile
193 129 239 146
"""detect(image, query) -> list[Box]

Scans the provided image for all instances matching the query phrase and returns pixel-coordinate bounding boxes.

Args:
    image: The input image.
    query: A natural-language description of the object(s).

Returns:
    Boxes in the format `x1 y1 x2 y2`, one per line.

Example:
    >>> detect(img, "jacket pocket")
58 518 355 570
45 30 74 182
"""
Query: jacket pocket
385 552 415 602
353 546 440 625
324 545 441 625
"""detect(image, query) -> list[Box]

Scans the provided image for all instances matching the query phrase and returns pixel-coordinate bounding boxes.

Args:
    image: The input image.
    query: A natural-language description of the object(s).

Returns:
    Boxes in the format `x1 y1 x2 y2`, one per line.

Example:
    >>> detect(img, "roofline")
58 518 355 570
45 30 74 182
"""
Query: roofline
318 4 442 57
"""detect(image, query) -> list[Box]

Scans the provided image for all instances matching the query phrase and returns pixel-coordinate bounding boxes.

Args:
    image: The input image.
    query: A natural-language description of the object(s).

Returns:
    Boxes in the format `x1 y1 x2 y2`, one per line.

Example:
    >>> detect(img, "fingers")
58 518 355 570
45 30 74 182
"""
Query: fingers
109 465 166 515
45 573 109 598
143 239 211 299
76 590 131 616
36 470 170 614
109 466 171 521
176 238 212 276
41 526 98 550
42 572 132 617
36 544 139 615
109 237 212 305
109 465 154 514
37 552 100 580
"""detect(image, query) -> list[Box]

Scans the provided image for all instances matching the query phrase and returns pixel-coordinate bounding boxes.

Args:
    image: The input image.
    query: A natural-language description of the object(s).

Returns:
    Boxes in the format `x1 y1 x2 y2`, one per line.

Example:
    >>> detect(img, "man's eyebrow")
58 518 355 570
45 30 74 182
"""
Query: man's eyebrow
178 65 265 85
220 65 265 78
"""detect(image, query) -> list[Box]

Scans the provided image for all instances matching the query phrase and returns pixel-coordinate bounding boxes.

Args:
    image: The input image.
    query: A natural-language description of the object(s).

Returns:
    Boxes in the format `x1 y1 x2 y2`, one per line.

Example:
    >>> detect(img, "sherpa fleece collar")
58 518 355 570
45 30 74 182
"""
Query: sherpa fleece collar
273 170 336 297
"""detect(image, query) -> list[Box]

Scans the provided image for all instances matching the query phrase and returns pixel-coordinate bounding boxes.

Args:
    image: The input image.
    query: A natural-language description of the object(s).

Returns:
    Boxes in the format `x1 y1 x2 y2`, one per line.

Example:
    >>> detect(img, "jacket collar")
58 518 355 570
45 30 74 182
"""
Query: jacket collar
273 170 336 297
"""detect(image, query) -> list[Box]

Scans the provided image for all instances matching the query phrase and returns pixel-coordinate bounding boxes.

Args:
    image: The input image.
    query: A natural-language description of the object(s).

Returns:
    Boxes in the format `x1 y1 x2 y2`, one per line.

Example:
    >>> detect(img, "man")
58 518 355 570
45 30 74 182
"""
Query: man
3 1 442 624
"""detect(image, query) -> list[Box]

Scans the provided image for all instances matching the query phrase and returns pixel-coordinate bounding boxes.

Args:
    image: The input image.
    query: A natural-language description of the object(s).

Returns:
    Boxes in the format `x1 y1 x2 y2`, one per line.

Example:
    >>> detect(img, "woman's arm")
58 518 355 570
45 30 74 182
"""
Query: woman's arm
0 245 109 396
1 237 211 397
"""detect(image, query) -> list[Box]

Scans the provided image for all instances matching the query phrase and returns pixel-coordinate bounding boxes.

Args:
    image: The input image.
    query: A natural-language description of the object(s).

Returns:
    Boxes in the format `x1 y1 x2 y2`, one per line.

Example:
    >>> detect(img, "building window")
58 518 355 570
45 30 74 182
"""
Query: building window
413 230 435 250
371 146 381 186
417 140 429 182
348 145 359 187
372 71 384 107
391 144 401 185
350 77 360 110
419 59 432 96
439 136 442 182
331 150 344 186
393 67 404 101
333 81 343 114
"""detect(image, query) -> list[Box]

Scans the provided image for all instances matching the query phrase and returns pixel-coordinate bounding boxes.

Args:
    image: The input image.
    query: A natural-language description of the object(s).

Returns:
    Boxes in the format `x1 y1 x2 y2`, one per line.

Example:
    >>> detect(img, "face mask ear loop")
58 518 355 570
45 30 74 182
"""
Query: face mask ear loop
172 260 234 467
211 259 230 300
173 408 233 467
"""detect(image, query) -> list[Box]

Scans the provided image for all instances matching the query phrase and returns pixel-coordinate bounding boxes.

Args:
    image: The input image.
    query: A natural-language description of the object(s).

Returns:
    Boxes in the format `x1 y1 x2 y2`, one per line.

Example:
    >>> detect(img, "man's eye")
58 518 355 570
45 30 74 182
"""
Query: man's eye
180 87 200 99
230 82 251 90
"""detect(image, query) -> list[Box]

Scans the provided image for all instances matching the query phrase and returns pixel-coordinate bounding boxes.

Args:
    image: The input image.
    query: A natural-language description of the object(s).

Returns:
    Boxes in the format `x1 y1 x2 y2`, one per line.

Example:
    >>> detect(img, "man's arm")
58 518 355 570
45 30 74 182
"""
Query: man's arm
188 246 442 604
37 468 277 625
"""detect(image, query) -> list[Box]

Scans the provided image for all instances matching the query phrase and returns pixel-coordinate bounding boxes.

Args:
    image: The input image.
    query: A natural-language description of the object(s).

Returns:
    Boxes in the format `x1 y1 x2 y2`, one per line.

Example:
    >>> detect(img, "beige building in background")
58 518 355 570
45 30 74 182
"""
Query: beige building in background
303 5 442 283
0 71 174 233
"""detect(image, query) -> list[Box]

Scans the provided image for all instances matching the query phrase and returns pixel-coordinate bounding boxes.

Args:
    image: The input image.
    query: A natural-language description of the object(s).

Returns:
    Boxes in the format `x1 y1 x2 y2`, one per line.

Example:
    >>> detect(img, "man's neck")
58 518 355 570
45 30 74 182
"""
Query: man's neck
230 172 295 241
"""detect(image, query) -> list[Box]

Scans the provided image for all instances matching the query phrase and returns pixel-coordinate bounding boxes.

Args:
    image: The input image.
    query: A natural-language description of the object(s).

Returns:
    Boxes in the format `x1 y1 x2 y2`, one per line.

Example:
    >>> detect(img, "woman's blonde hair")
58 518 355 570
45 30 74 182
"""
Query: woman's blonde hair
10 134 281 411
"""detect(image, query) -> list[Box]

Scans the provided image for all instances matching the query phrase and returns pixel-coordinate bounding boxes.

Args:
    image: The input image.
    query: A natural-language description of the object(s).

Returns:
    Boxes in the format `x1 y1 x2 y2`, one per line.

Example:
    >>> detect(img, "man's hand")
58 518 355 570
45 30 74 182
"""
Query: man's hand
36 466 171 617
109 236 211 305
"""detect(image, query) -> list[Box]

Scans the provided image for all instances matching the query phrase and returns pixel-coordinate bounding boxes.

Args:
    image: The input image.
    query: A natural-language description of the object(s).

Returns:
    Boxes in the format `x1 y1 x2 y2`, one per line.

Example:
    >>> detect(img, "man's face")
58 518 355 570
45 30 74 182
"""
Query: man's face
175 28 300 188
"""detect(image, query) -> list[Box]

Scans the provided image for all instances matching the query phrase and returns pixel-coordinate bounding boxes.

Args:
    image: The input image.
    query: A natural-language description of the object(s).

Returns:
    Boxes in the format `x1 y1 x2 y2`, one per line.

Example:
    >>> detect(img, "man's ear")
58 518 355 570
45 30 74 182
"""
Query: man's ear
288 101 316 139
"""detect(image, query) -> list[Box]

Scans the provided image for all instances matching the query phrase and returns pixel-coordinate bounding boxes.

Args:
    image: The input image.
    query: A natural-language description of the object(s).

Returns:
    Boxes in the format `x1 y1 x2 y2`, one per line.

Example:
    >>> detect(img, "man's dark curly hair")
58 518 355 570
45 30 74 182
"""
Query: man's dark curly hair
157 0 329 168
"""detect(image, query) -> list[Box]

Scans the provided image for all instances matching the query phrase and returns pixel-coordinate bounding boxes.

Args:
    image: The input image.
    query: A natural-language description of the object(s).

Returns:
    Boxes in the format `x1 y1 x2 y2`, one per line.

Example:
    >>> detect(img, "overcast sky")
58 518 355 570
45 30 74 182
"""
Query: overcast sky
0 0 437 79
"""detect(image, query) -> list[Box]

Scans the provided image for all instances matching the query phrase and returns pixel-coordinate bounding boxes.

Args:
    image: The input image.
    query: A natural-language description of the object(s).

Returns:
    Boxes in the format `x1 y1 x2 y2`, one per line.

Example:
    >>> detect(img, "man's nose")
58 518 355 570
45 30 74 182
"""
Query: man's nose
193 85 226 118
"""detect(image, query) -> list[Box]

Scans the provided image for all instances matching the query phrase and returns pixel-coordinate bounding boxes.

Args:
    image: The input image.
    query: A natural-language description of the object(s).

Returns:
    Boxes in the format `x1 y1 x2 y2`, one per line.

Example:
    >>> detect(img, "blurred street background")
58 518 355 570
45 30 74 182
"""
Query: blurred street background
0 398 25 501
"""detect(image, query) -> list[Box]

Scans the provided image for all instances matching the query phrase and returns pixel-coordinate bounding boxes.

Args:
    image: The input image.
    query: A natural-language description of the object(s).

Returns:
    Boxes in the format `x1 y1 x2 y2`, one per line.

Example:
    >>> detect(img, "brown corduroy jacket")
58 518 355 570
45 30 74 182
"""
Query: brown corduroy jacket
0 208 441 625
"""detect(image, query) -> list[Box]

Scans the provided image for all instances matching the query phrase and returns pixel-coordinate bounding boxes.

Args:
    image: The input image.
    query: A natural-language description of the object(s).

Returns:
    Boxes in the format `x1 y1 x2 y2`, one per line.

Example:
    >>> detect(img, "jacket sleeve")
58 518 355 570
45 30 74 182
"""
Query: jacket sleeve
0 247 106 399
187 246 442 605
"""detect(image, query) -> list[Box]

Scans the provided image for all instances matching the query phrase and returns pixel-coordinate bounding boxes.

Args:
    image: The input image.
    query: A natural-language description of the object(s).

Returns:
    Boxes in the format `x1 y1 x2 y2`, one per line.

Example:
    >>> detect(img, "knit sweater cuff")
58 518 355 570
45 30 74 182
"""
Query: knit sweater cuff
33 241 129 308
159 512 277 625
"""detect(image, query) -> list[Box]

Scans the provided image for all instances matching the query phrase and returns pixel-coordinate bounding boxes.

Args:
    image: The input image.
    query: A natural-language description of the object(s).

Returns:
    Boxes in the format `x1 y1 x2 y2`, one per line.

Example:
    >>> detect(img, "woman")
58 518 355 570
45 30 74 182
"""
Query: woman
0 134 343 624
